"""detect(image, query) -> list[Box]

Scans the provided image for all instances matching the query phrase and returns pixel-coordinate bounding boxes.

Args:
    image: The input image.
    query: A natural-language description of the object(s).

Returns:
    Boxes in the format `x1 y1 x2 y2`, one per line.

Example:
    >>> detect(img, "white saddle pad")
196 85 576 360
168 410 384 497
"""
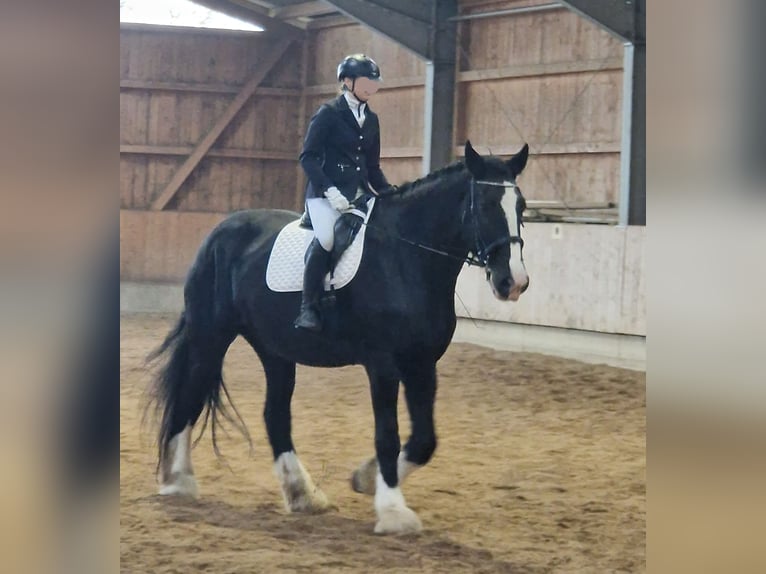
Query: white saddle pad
266 200 375 293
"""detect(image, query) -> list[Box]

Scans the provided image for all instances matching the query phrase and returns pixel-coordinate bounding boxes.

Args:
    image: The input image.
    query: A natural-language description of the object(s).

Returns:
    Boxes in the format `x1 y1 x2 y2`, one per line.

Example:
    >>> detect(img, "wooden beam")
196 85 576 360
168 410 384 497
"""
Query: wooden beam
120 145 295 161
301 59 622 96
458 58 623 82
120 80 301 96
379 146 424 159
324 0 433 58
375 143 621 159
190 0 305 38
305 14 355 29
119 22 260 37
273 1 338 19
150 37 294 211
303 75 424 95
457 142 622 156
559 0 638 42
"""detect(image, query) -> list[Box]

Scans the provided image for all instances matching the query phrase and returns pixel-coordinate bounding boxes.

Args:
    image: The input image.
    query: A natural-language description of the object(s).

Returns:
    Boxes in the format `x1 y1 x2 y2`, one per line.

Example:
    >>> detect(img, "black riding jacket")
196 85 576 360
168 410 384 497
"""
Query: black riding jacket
299 94 390 201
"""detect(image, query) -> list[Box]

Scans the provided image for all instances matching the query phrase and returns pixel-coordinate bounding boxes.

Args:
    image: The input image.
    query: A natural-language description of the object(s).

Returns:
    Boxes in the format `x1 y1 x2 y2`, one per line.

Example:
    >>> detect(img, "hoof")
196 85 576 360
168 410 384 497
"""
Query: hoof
374 505 422 535
285 487 335 514
351 458 378 495
158 472 199 498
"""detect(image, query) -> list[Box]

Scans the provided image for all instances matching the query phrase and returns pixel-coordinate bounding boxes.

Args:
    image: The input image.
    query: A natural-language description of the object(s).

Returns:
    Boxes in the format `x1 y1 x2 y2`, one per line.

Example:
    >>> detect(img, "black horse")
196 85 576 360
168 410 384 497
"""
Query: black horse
148 141 530 534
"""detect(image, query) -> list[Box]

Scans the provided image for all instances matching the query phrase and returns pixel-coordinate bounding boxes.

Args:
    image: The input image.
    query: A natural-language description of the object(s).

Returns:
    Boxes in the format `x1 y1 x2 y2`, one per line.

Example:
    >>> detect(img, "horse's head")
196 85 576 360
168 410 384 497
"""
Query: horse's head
464 140 530 302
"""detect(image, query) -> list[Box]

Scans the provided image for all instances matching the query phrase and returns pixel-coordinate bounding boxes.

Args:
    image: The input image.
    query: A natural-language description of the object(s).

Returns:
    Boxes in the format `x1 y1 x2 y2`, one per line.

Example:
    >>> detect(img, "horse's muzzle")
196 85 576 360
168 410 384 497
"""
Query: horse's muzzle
493 276 529 301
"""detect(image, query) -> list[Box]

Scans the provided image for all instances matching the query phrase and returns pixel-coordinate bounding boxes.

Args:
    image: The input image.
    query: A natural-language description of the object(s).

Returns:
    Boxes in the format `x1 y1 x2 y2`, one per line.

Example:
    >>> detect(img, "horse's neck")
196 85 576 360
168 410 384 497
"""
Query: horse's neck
386 173 470 253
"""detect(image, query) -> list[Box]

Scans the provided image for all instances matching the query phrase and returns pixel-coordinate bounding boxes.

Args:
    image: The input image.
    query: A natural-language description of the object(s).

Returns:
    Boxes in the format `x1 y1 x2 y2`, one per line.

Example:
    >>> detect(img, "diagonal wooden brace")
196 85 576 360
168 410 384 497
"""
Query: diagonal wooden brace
151 36 294 211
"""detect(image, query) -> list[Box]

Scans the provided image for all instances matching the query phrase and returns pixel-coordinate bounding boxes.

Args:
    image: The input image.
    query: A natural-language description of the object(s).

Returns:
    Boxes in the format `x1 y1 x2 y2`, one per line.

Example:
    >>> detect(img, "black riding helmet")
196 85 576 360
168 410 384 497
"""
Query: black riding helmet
336 54 382 82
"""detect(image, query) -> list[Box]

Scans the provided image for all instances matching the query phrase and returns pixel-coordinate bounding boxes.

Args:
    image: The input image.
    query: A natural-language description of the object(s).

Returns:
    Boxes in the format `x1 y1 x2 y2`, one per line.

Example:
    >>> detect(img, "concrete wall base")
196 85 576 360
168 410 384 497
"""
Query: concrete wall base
121 282 183 314
120 282 645 371
453 318 645 371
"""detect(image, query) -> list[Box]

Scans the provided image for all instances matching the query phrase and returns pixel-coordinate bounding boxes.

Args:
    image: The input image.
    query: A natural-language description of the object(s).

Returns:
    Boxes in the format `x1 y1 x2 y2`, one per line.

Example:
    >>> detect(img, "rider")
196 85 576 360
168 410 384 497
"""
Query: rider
294 54 396 332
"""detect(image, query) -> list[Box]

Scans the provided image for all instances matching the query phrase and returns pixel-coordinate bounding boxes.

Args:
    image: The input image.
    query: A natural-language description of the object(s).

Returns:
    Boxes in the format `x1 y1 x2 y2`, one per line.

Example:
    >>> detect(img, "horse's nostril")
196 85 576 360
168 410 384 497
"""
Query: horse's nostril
521 279 530 293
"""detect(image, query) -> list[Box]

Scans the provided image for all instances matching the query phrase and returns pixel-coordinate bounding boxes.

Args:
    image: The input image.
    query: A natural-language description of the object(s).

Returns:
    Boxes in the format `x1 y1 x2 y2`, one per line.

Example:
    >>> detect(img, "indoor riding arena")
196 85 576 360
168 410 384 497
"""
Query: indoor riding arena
120 1 646 572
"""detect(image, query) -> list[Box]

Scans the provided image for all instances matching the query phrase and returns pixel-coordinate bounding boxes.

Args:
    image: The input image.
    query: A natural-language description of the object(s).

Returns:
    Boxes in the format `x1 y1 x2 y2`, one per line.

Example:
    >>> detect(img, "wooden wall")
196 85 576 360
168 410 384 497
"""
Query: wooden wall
120 8 640 335
300 0 624 203
120 25 303 213
120 210 225 282
456 0 624 205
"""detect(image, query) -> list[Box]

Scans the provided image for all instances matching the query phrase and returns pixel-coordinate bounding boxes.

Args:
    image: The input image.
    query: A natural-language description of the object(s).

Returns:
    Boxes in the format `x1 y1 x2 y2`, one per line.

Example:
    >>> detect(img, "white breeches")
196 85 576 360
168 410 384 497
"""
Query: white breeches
306 198 341 252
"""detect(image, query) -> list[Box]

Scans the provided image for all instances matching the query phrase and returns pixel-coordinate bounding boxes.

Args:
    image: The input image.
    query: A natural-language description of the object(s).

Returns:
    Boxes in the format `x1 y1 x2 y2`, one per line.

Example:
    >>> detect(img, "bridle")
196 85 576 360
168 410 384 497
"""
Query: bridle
360 177 524 270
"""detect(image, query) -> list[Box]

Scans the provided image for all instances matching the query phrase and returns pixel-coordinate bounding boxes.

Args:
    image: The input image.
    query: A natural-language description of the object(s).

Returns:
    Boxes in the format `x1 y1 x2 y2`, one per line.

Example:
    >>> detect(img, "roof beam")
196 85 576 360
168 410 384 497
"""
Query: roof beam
191 0 305 38
559 0 643 43
305 13 354 29
272 1 338 19
324 0 434 58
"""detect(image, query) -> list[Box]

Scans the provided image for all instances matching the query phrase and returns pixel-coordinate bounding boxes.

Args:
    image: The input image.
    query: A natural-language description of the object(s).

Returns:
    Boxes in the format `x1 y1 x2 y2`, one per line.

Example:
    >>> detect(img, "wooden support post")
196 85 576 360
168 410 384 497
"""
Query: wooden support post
150 37 293 211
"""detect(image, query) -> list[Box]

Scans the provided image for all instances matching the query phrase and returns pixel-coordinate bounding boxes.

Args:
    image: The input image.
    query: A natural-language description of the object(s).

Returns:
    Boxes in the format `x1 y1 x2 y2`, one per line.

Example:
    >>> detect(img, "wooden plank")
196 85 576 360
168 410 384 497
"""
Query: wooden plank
190 0 305 38
303 75 424 95
120 145 296 161
457 58 623 82
120 79 301 96
379 146 424 159
305 14 355 29
120 22 263 37
273 1 338 19
454 142 621 155
526 204 616 212
120 210 228 282
150 37 294 210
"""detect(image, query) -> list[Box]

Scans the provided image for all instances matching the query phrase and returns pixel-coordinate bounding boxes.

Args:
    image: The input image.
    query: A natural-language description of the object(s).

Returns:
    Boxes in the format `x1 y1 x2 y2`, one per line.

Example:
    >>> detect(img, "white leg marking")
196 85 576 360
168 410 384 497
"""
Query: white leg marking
158 425 199 497
274 451 332 513
352 450 422 495
373 471 422 534
397 450 421 483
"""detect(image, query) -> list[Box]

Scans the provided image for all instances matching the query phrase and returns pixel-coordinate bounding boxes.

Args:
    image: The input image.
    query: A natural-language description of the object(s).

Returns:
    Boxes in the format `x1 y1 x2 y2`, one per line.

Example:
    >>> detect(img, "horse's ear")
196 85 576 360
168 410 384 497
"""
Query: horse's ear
464 140 486 178
507 143 529 177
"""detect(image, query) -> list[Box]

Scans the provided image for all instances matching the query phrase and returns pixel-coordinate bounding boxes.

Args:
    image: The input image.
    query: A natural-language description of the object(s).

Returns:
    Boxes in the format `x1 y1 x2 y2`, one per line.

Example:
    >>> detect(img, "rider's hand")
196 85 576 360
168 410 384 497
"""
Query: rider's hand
324 186 350 212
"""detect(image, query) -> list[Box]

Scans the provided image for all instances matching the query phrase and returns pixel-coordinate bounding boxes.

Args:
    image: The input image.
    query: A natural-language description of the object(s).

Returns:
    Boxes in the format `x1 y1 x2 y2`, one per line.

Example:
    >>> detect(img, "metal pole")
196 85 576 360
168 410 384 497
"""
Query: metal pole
422 62 435 175
618 42 634 227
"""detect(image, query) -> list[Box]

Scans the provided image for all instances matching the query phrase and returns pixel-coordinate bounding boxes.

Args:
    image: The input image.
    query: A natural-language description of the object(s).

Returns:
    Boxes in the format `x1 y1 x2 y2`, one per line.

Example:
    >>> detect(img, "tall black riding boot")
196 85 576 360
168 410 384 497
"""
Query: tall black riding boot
294 239 331 331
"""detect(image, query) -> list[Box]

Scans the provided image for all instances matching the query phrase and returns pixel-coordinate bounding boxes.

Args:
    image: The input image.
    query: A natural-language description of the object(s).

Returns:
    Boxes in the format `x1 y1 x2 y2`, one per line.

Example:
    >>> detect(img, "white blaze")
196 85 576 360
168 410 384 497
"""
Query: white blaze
501 182 528 287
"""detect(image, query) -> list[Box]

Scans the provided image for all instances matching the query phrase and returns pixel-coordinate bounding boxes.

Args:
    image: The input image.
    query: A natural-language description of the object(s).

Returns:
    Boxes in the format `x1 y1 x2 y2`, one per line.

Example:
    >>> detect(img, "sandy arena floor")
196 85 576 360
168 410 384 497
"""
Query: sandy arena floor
120 315 645 573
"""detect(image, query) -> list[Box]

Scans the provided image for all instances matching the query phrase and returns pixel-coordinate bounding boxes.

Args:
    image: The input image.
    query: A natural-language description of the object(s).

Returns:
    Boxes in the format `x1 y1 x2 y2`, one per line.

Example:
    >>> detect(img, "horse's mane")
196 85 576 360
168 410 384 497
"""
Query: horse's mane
390 154 510 202
390 160 468 202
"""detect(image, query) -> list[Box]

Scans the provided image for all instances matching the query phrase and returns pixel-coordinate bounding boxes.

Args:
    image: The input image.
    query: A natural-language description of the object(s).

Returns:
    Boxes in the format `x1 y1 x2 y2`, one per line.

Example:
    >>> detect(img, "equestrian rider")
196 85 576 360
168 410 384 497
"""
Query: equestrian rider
295 54 396 331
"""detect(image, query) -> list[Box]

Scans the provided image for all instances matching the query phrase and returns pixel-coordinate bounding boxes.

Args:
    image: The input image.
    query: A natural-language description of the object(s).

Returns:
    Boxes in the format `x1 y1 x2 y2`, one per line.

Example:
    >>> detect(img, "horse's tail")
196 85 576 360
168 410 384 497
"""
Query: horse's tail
145 233 251 469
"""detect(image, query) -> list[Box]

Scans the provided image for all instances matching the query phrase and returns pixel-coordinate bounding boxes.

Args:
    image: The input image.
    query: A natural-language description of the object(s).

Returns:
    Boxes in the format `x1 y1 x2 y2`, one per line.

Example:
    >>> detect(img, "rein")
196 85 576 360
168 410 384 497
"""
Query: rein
360 178 521 269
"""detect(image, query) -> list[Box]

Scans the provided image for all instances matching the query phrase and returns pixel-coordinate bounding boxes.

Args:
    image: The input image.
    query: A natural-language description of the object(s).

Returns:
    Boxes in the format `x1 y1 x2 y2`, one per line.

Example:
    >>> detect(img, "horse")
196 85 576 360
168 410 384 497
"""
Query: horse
147 140 530 534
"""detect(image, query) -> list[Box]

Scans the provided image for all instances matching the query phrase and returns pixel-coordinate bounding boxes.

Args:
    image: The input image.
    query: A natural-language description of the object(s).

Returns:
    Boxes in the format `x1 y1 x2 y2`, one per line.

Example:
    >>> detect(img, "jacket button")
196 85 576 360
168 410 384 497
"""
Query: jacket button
357 146 361 151
359 135 363 140
356 167 361 171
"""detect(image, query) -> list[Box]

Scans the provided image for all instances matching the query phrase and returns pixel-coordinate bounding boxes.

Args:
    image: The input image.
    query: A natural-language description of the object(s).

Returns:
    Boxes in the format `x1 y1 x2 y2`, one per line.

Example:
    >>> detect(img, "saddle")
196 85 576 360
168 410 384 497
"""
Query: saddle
266 198 375 293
